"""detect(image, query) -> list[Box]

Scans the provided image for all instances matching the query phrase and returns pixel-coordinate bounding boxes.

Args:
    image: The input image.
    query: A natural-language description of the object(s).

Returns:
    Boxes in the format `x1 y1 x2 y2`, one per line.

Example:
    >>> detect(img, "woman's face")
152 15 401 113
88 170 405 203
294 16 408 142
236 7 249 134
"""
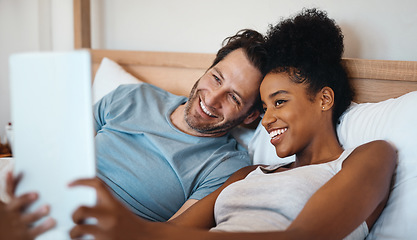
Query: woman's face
260 72 323 158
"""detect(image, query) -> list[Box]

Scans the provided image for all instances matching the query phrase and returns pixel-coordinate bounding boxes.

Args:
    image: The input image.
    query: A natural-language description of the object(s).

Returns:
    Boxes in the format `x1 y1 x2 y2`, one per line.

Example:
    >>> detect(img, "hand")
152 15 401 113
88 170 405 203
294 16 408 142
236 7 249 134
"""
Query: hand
0 172 56 240
69 178 155 240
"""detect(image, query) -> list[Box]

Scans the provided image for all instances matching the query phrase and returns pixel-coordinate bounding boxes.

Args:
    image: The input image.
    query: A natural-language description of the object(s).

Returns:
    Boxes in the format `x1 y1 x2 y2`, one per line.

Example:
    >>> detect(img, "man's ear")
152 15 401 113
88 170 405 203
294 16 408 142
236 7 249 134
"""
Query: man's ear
243 110 261 125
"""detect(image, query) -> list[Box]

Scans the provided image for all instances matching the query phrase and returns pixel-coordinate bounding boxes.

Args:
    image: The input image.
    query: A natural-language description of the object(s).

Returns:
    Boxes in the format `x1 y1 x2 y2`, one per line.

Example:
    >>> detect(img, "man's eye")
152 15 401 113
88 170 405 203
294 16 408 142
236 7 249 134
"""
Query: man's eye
230 94 240 105
213 75 221 84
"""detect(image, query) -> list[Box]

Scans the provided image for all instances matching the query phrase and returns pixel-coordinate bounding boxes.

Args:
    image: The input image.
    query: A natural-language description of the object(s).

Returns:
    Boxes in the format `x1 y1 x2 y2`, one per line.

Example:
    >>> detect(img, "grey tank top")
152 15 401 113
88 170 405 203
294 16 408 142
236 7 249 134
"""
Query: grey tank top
211 148 369 239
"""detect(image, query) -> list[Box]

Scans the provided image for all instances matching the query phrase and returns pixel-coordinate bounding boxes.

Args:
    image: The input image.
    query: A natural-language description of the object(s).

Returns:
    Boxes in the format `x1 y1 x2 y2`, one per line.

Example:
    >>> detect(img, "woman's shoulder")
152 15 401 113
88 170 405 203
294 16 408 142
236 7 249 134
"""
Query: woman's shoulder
344 140 397 170
226 165 262 184
352 140 397 159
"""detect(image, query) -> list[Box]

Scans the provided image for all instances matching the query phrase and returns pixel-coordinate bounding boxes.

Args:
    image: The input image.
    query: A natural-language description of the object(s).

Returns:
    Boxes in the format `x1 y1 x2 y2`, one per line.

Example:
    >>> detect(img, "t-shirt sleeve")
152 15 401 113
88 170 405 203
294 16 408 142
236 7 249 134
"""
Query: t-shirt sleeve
93 86 122 133
188 153 251 200
93 94 109 133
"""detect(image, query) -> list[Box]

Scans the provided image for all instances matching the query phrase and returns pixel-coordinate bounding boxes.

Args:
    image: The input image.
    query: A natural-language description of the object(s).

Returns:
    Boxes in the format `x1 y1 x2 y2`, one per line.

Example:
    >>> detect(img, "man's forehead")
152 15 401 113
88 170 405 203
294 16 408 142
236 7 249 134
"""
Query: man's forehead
219 48 248 65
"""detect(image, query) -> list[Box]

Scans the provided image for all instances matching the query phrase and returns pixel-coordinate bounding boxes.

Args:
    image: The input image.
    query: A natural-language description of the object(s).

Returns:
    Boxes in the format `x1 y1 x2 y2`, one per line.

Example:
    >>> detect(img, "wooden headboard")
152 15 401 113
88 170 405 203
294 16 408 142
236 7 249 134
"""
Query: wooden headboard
74 0 417 103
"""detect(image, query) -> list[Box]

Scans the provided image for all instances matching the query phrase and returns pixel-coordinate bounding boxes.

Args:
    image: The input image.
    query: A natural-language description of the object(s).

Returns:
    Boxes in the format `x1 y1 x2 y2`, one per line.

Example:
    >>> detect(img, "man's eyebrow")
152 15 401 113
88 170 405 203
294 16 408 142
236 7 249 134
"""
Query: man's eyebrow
213 67 225 80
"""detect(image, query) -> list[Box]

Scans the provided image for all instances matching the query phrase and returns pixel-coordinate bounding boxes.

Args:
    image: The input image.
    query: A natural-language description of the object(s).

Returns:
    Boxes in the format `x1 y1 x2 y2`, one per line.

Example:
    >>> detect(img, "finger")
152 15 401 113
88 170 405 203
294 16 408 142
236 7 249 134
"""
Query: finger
70 224 105 240
68 178 100 188
7 192 38 211
6 171 22 198
21 204 50 225
69 178 114 204
28 217 56 239
72 205 102 224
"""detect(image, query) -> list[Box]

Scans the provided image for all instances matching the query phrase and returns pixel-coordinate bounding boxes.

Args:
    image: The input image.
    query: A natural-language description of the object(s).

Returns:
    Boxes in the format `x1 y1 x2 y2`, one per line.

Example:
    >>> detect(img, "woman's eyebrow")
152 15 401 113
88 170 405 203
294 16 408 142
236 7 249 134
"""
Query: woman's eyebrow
269 90 289 99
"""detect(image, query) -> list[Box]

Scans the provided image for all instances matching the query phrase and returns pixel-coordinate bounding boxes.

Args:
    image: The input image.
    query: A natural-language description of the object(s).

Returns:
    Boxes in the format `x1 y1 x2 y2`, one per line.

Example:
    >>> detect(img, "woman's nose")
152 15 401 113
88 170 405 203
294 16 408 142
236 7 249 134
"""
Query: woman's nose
261 108 275 128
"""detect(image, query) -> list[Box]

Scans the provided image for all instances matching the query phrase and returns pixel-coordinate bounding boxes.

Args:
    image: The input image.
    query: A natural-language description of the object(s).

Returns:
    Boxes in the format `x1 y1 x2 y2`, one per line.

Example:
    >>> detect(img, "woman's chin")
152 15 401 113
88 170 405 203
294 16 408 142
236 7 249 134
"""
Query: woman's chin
275 149 292 159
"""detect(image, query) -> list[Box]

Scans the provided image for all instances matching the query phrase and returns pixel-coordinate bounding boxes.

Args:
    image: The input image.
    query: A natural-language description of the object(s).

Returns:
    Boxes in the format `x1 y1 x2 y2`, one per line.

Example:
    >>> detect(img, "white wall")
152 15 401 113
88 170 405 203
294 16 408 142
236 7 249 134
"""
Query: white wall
0 0 73 138
1 0 417 139
91 0 417 61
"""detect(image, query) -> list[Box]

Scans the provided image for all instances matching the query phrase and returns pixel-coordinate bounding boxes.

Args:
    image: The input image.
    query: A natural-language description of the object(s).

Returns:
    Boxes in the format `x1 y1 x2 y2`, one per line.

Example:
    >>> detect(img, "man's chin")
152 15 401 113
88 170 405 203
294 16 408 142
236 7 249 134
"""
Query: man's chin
188 121 238 136
185 119 224 135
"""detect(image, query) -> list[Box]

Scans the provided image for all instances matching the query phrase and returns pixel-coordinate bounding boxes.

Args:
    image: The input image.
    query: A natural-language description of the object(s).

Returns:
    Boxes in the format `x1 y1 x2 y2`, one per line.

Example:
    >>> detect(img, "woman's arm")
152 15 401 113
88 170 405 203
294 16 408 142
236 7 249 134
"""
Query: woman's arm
168 165 259 228
69 165 260 239
285 140 397 239
69 176 297 240
167 140 396 240
70 140 396 240
0 172 56 240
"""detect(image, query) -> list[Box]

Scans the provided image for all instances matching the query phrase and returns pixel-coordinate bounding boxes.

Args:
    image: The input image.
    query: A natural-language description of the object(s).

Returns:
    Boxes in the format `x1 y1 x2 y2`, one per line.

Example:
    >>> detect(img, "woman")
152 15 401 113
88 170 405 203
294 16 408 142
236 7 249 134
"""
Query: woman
69 9 396 240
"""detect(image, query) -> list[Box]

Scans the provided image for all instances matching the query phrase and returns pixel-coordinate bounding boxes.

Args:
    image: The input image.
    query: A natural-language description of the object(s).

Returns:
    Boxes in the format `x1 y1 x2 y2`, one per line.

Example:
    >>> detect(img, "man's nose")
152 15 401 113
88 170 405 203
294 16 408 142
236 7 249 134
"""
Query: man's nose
205 89 224 108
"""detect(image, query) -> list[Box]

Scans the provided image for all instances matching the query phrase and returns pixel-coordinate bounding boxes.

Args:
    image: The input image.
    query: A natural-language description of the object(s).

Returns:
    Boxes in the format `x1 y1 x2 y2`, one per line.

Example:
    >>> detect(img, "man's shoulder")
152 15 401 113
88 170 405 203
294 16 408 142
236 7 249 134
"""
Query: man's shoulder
113 83 156 95
114 83 185 101
210 138 251 165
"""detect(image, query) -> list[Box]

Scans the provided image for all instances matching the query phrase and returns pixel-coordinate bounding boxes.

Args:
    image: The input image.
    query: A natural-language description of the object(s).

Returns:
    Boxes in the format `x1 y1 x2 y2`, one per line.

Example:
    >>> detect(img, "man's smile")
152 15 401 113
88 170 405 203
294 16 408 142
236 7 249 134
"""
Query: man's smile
199 100 217 118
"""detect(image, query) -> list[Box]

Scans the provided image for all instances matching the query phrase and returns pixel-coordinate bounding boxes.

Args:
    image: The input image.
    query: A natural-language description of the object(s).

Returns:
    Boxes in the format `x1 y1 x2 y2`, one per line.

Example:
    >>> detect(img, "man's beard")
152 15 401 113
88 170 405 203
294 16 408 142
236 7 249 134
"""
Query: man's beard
184 80 248 135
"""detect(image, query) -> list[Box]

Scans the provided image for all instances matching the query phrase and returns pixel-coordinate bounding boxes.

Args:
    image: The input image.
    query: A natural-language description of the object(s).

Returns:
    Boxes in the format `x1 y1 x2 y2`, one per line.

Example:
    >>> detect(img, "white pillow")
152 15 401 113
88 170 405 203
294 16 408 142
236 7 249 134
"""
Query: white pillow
338 91 417 239
338 91 417 186
248 91 417 238
92 57 143 103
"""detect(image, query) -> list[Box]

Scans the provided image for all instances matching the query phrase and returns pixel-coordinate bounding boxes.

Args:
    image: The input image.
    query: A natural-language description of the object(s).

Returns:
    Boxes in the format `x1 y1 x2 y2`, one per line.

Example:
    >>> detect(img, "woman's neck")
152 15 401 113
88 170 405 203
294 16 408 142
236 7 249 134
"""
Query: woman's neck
293 130 344 168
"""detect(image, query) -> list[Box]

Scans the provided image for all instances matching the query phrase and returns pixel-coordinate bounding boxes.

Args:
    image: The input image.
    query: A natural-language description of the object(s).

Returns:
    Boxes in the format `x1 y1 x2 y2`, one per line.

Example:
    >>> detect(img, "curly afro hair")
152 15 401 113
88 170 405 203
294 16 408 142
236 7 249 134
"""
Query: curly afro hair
265 8 354 128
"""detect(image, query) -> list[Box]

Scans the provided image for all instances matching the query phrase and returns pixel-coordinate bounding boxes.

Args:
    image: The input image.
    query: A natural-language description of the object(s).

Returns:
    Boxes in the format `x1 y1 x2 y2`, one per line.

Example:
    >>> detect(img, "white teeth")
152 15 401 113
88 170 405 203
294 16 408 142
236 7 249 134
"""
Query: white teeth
269 128 288 139
200 101 213 116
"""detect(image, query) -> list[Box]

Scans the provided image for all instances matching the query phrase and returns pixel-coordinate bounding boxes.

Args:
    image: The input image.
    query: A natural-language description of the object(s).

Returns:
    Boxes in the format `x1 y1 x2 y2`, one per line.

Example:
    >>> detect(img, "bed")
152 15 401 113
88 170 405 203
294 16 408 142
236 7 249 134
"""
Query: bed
76 1 417 239
0 0 416 239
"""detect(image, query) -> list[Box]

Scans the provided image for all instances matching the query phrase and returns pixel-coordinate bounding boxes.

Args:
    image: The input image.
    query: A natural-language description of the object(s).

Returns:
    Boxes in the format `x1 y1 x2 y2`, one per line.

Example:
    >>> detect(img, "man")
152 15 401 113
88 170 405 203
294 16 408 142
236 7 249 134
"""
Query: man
1 29 266 239
93 29 267 221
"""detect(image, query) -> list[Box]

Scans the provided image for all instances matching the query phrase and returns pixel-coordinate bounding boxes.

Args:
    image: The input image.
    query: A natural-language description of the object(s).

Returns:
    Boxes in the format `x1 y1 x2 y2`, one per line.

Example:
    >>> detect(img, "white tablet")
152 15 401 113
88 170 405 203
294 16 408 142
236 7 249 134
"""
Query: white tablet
9 51 96 240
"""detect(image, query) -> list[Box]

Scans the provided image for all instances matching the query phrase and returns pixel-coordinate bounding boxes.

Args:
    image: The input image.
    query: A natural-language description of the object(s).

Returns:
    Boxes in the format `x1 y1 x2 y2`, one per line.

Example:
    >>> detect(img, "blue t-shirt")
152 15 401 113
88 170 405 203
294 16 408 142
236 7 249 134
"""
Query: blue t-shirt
94 83 251 221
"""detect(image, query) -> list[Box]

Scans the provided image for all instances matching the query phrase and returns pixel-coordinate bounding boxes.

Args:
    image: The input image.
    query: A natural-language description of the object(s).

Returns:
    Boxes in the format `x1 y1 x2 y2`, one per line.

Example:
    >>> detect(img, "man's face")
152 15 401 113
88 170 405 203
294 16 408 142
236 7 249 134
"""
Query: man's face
184 49 262 135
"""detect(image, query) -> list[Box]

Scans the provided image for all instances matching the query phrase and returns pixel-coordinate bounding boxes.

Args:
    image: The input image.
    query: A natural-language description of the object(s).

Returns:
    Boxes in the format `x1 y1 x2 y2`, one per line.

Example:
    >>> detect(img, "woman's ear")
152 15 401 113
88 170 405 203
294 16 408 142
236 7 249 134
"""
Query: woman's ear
320 87 335 111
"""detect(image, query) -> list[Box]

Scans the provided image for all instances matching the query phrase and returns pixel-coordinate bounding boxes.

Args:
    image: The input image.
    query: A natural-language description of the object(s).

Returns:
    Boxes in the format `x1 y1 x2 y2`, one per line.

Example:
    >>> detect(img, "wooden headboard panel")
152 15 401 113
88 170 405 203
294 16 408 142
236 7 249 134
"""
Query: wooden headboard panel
90 49 214 97
75 0 417 103
342 58 417 102
89 49 417 103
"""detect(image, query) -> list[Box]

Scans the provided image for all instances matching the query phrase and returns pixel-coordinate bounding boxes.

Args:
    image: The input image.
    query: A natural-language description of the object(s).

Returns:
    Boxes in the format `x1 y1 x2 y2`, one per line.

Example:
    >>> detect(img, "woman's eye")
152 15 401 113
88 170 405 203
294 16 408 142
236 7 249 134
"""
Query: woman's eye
275 100 286 106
